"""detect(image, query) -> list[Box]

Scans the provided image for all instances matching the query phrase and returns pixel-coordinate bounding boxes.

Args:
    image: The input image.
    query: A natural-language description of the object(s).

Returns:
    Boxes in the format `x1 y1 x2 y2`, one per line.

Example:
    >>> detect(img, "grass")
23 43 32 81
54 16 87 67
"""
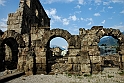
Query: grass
107 74 114 78
83 74 91 77
118 71 124 76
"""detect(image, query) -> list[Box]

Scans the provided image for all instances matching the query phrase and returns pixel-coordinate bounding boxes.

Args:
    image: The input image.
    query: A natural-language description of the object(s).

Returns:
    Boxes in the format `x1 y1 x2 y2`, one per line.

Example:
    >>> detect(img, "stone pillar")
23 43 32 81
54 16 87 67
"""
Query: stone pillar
32 40 47 74
80 51 91 75
0 30 5 71
0 37 5 71
68 48 81 74
119 45 124 69
80 27 102 74
88 46 101 73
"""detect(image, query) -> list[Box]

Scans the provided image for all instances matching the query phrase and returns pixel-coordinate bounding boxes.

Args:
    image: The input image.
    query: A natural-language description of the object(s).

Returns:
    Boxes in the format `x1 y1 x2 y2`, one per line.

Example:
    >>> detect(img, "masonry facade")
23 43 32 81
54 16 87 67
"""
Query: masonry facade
0 0 124 75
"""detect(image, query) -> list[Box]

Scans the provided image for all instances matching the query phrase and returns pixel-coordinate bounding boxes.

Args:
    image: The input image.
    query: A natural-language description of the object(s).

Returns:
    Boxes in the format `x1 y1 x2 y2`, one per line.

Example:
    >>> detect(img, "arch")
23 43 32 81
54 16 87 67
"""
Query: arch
45 29 72 61
96 28 123 68
44 29 72 47
96 28 123 44
2 30 25 47
99 36 119 55
0 30 25 71
43 29 72 74
1 37 19 70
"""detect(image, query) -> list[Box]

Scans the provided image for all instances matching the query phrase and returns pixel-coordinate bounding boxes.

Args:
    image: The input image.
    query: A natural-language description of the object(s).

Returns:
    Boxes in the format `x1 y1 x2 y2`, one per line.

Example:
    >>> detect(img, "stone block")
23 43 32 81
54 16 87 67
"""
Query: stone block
82 41 88 46
31 34 37 40
73 64 79 72
120 46 124 50
81 64 91 73
41 57 46 64
119 51 124 55
73 57 77 63
92 63 101 74
122 55 124 62
81 46 88 51
68 57 73 63
90 56 101 63
66 64 73 71
36 57 42 63
25 71 33 76
68 49 80 56
68 57 78 64
81 59 91 64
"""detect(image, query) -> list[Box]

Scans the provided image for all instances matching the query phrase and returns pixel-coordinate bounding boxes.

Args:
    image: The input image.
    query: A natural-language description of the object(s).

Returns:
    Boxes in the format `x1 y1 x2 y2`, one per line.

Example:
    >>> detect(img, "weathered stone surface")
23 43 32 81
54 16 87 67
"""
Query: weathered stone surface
122 55 124 62
92 63 101 74
81 64 91 73
0 0 124 76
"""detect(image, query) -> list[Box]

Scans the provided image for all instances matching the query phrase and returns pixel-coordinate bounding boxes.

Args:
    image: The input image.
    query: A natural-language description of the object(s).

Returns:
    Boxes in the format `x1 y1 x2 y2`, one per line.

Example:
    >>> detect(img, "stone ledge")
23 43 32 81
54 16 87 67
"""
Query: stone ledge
0 71 24 82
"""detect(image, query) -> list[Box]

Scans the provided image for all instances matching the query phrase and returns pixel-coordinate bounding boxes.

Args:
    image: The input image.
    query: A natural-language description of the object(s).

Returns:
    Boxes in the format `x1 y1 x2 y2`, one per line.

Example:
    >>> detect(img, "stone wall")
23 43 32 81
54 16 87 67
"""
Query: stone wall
0 30 4 71
0 0 124 75
101 54 120 67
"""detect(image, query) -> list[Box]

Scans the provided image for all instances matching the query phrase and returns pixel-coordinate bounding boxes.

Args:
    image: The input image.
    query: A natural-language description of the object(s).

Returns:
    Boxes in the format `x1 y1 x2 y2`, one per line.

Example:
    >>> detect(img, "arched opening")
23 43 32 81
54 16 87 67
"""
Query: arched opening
46 37 69 74
50 37 68 57
98 36 120 68
1 37 19 71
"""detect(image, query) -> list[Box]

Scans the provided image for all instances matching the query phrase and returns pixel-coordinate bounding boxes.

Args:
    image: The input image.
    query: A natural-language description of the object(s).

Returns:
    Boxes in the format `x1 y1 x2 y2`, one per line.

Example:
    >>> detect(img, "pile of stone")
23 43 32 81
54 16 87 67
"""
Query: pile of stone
5 68 124 83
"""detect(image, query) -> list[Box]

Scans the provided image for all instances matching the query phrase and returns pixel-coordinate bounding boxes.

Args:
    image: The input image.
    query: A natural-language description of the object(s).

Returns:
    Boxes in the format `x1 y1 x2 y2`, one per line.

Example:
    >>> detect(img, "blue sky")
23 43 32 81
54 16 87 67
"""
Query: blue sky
0 0 124 48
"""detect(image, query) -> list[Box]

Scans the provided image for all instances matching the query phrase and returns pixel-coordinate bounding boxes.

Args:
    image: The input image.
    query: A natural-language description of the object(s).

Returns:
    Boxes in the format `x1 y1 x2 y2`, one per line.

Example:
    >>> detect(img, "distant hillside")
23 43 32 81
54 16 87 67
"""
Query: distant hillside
50 45 65 50
98 31 124 46
98 36 118 46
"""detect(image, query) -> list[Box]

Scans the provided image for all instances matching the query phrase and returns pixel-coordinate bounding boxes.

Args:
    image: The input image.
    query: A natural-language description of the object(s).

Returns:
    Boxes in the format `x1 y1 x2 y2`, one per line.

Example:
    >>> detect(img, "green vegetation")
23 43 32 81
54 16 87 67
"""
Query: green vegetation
107 74 114 78
83 74 91 77
118 71 124 76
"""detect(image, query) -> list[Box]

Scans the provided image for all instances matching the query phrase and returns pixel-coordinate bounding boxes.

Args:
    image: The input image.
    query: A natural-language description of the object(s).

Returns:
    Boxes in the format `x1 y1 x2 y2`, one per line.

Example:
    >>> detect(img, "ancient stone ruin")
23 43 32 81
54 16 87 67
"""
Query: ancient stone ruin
0 0 124 75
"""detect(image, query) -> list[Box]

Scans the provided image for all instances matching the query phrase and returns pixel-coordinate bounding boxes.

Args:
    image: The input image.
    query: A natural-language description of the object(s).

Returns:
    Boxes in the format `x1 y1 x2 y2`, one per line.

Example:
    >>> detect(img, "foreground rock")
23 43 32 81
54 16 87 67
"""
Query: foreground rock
5 68 124 83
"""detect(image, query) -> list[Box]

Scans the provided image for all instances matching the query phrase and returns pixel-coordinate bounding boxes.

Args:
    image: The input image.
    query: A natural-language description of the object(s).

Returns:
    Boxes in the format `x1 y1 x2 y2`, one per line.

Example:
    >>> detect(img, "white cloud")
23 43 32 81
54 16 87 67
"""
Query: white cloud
102 0 124 5
120 10 124 14
78 0 85 5
0 22 7 31
94 13 100 16
46 8 56 16
81 18 93 22
120 22 123 25
0 17 7 31
75 5 81 9
95 0 101 3
94 0 102 5
62 18 69 25
80 18 84 21
89 8 92 10
103 2 110 5
74 11 81 14
87 18 93 21
41 0 74 4
0 0 6 6
113 12 116 14
111 25 124 31
110 0 124 3
46 8 61 24
87 22 92 25
101 20 105 24
1 18 7 22
108 6 113 9
41 0 124 5
52 15 61 21
0 22 7 28
100 7 105 12
69 15 77 21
